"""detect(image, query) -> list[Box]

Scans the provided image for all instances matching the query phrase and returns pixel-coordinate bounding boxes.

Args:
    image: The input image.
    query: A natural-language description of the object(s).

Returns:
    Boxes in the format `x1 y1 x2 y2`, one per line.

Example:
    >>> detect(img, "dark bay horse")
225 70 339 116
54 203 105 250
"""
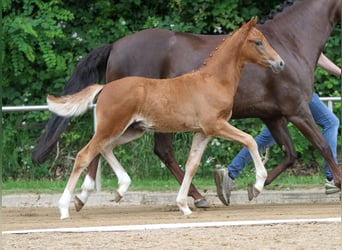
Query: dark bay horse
34 0 341 209
48 18 284 219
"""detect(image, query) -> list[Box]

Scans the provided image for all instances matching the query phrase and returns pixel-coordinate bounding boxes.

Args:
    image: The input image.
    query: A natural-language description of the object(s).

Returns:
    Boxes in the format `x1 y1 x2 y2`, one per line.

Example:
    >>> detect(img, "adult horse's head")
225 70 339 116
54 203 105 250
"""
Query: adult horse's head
241 17 285 73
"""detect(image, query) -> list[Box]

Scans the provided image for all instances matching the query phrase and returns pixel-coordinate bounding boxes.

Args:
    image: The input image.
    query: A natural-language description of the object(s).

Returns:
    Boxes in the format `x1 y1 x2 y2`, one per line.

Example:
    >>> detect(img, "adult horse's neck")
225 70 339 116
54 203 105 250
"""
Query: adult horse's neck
259 0 340 71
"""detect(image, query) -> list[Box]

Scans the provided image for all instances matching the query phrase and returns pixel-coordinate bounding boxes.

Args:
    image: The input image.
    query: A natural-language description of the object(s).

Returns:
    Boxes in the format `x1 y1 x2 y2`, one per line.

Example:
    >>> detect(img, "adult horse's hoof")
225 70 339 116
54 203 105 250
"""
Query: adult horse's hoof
194 199 210 208
247 184 261 201
74 196 84 212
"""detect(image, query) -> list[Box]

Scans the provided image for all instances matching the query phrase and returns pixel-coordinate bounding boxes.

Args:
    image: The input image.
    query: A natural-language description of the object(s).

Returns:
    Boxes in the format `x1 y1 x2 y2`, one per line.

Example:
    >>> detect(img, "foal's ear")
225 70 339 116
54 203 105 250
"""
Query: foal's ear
242 16 257 30
248 16 258 27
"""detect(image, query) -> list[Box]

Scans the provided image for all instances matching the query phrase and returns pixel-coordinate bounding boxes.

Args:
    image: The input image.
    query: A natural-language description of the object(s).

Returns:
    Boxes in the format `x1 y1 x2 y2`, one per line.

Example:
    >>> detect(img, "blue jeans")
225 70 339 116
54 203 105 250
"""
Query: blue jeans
228 93 339 181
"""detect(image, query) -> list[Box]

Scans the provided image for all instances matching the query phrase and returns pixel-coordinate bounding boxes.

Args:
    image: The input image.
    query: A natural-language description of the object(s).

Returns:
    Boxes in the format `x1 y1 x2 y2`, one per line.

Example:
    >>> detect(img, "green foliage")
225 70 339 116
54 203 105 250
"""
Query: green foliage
2 0 341 182
2 0 75 104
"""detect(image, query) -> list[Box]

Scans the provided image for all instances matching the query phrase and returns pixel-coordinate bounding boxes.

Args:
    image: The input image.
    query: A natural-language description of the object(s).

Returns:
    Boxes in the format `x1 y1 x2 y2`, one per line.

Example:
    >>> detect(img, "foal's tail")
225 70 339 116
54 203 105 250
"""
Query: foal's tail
47 84 104 117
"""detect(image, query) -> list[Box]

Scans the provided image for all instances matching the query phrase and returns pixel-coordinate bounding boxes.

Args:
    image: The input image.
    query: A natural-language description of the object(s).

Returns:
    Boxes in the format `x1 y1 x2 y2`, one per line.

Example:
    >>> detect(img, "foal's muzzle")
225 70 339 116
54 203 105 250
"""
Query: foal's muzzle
269 56 285 73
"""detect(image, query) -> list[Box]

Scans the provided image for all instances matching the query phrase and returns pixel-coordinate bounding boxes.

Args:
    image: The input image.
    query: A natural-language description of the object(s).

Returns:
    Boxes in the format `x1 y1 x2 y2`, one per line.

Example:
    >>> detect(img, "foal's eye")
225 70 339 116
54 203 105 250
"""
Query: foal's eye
255 40 263 46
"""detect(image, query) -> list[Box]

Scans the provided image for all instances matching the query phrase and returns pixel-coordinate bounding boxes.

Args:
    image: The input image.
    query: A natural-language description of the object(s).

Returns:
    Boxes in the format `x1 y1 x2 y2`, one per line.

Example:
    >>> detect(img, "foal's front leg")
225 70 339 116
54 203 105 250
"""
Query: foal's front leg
154 133 209 208
210 121 267 198
176 132 210 215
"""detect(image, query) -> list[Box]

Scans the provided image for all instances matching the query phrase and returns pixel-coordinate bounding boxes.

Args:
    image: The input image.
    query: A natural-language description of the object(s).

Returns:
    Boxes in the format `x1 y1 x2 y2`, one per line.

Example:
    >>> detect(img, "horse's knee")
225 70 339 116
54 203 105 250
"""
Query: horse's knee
244 134 258 150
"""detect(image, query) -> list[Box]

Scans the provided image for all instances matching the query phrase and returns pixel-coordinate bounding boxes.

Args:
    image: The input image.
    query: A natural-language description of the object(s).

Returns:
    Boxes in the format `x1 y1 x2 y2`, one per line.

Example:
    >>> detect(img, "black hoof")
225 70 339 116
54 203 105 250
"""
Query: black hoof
194 199 210 208
247 184 261 201
74 196 84 212
247 184 254 201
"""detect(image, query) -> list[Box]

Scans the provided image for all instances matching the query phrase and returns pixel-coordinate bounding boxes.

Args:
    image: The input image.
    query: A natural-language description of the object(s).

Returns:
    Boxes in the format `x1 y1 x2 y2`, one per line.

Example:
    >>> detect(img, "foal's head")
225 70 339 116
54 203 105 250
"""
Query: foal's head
240 17 284 73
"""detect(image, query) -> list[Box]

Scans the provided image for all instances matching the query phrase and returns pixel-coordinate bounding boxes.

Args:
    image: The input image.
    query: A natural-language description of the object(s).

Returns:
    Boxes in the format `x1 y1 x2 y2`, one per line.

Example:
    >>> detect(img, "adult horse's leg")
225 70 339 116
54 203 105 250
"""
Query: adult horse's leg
288 113 341 188
153 133 210 208
176 132 211 215
262 117 298 185
265 111 341 189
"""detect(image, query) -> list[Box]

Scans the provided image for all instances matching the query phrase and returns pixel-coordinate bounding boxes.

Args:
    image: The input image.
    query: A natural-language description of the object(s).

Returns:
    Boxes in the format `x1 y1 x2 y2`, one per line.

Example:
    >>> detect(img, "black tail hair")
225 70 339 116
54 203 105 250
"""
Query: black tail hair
32 44 112 164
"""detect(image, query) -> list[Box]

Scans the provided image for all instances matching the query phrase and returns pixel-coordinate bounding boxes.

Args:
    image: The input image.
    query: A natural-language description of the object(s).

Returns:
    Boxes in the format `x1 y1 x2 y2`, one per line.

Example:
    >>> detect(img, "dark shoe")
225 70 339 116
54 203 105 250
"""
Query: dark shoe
213 167 235 206
325 179 340 195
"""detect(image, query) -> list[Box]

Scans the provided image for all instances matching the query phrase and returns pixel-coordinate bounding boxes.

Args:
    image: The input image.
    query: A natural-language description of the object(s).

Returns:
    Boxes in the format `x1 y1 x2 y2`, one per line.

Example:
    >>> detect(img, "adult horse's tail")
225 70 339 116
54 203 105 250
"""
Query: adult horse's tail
47 84 104 117
32 44 112 164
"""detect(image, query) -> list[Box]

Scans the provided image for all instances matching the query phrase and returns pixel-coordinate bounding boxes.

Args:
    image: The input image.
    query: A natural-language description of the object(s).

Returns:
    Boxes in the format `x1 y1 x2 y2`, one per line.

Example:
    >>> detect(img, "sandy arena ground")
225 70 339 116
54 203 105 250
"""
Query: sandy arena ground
2 201 341 249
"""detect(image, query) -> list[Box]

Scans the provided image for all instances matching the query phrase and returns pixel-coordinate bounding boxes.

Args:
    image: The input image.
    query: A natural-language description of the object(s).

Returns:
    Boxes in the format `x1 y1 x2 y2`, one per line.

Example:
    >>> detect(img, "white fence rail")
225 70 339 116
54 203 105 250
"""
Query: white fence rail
2 104 102 191
2 97 341 192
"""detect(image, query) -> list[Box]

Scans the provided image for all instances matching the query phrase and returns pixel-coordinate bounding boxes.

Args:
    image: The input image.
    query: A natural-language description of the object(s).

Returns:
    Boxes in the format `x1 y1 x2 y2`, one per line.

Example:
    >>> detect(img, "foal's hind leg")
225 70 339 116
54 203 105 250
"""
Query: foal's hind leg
74 155 100 212
59 141 100 219
74 128 144 211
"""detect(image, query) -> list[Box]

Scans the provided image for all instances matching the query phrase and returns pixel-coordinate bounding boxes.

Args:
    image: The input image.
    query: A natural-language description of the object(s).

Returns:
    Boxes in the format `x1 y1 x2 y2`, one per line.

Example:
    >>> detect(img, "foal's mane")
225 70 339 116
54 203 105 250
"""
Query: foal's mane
199 20 253 70
259 0 297 24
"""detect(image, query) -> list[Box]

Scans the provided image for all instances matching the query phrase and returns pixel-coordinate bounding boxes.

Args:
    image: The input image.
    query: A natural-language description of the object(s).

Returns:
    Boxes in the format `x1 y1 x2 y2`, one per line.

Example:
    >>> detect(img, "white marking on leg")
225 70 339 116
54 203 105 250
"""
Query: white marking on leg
59 189 72 220
177 132 210 215
77 174 95 204
58 141 99 219
101 148 131 198
176 174 192 216
116 169 131 197
247 139 267 192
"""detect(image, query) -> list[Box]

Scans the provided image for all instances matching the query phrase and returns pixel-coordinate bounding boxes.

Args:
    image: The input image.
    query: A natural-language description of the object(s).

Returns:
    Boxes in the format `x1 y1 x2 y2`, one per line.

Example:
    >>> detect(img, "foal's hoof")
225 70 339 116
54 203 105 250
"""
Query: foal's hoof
59 207 70 220
74 196 84 212
194 199 210 208
113 190 123 202
247 184 261 201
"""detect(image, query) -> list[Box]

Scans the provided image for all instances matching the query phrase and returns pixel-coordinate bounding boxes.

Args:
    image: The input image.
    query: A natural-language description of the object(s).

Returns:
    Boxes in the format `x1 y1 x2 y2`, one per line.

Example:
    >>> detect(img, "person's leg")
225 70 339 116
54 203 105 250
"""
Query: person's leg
228 126 276 179
309 93 339 181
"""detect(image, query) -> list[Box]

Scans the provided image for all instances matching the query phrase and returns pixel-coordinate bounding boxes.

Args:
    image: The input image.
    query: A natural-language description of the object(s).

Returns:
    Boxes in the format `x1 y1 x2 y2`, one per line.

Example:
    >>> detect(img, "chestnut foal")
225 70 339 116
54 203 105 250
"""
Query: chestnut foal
47 17 284 219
